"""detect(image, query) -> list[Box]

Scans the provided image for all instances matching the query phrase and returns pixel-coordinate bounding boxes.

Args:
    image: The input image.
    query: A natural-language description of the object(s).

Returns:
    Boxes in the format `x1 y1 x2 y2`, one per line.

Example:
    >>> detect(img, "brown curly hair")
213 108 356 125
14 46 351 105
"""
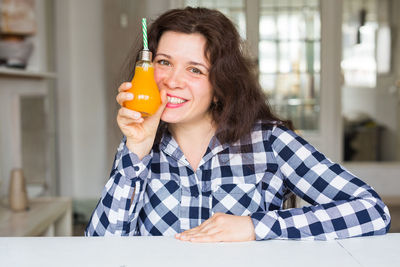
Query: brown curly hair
125 7 296 208
142 7 293 143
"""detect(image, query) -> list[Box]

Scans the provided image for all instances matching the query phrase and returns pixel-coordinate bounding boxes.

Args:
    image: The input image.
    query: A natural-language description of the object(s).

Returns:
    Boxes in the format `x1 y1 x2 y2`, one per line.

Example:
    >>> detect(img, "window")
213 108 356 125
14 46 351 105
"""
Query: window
180 0 321 131
341 0 379 88
184 0 246 38
341 0 397 162
259 0 321 131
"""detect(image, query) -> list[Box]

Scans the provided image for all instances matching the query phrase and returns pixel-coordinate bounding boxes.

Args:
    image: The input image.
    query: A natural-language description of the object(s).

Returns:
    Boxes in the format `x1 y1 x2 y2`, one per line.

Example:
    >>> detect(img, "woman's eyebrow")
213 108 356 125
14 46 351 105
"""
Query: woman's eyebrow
154 53 171 58
188 61 209 71
155 53 209 71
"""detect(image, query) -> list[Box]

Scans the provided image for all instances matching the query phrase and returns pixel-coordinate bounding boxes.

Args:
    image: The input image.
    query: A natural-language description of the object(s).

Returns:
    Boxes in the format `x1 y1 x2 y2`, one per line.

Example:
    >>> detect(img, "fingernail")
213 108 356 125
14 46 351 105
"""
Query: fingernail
127 93 133 100
133 112 140 119
176 233 181 238
126 82 132 88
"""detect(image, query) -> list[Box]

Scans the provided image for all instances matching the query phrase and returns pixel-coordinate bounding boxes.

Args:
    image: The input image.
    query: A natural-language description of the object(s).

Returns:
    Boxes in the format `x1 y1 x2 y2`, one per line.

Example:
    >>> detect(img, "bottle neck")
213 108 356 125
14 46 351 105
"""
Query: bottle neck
136 60 152 69
139 50 152 61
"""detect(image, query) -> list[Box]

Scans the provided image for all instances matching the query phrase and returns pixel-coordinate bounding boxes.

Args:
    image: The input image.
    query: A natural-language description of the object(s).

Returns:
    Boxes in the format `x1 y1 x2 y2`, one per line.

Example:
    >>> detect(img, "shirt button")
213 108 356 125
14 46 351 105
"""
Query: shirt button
133 166 139 171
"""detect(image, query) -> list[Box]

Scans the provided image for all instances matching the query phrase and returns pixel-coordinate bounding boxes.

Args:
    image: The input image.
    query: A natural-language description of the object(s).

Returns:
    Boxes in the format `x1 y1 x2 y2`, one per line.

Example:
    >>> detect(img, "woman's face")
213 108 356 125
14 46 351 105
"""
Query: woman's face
154 31 213 125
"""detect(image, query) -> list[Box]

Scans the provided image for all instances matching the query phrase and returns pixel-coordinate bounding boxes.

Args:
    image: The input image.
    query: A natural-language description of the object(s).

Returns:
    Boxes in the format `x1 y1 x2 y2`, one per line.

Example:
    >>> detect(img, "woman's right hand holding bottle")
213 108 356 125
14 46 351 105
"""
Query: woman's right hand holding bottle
116 82 167 159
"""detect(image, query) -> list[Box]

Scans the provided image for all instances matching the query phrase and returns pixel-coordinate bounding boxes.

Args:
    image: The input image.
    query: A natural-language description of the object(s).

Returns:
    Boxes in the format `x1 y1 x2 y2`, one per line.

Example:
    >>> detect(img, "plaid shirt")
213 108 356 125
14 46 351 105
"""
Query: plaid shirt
85 121 391 240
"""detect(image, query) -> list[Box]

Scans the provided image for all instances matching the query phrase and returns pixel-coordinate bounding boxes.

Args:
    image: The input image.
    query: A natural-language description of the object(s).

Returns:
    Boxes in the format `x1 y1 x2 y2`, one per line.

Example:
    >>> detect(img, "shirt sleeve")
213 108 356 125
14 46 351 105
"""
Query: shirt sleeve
251 126 391 241
85 137 152 236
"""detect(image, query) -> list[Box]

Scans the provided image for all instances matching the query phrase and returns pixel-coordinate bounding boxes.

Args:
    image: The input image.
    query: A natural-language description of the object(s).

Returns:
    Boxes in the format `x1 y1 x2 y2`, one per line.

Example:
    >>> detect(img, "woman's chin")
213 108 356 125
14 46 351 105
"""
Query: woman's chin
160 113 183 124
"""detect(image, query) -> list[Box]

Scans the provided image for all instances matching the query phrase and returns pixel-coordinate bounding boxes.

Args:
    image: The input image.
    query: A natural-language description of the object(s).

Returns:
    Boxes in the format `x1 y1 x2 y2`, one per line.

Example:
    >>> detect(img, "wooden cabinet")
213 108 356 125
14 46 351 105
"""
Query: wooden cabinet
0 197 72 236
0 0 57 197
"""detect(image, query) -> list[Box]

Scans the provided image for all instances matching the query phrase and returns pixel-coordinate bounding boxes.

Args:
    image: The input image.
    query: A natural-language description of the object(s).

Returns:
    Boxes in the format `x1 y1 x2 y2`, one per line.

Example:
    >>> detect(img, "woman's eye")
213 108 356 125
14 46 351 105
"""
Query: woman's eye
157 59 170 66
189 67 202 75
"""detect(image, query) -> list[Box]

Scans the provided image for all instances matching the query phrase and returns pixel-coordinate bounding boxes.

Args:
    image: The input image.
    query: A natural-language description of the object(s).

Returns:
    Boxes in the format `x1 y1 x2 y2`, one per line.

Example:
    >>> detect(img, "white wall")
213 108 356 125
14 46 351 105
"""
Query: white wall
54 0 171 200
146 0 171 19
55 0 107 199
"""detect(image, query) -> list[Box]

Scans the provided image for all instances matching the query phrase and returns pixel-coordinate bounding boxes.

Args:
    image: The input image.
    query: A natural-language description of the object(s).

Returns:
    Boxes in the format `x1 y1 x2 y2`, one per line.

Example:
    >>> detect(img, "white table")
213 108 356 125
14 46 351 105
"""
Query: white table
0 234 399 267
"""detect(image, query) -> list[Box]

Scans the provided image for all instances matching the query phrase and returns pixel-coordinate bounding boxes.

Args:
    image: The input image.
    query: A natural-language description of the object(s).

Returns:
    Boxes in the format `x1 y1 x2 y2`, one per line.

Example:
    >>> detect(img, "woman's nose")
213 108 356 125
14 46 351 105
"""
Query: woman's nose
163 68 184 89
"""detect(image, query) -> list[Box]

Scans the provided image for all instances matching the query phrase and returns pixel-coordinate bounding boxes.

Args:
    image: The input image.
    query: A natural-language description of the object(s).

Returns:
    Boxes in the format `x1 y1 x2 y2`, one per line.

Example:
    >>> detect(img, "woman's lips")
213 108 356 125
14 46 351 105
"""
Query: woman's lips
166 102 186 108
166 95 188 108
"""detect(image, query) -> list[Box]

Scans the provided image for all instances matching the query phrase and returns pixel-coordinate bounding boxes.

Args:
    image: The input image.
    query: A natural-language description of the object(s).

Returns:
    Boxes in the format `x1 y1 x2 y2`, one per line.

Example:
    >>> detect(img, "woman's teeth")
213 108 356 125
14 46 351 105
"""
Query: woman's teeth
167 96 186 104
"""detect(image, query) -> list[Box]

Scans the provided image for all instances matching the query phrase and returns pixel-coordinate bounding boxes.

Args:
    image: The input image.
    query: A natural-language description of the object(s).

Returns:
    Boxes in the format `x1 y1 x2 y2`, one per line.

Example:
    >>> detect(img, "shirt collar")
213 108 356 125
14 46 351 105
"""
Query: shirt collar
160 131 187 166
159 130 230 169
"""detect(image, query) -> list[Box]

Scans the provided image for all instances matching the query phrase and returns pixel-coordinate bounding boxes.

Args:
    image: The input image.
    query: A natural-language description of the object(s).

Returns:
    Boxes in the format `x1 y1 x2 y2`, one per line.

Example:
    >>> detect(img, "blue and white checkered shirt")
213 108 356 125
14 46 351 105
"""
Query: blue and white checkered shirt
85 121 391 240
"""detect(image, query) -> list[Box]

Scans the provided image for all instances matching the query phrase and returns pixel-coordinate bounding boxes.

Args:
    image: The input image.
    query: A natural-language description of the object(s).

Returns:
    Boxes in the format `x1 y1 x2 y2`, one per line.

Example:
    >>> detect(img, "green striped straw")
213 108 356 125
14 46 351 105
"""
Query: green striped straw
142 18 148 50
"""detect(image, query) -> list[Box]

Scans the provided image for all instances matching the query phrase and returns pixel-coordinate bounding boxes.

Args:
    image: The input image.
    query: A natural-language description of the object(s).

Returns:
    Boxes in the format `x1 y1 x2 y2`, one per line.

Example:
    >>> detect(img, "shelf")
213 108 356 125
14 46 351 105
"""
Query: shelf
0 197 72 236
0 67 56 79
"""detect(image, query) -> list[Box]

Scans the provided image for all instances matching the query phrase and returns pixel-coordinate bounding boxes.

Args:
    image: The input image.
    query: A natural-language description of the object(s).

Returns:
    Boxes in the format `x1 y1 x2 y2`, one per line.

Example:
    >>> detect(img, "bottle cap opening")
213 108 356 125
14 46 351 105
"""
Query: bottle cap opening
139 50 152 61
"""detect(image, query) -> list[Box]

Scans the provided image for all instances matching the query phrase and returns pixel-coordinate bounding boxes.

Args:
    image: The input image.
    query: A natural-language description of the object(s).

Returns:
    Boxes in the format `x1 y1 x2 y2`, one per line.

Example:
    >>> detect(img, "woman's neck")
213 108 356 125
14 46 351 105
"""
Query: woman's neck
169 112 216 138
168 115 216 170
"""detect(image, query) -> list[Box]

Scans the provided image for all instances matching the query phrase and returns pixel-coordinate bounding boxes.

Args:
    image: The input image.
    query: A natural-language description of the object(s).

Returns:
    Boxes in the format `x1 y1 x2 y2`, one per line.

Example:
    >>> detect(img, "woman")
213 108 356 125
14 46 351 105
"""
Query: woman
86 7 390 241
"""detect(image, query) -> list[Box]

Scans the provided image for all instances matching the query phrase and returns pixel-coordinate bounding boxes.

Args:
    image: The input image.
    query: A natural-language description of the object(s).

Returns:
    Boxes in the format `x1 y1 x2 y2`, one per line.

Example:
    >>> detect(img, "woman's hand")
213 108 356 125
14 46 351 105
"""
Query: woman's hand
175 213 256 243
116 82 167 158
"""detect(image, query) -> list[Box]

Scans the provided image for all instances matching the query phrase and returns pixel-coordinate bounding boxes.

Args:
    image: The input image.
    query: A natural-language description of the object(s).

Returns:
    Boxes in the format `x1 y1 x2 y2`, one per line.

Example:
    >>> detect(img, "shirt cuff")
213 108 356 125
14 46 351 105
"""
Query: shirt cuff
251 211 282 240
115 138 152 180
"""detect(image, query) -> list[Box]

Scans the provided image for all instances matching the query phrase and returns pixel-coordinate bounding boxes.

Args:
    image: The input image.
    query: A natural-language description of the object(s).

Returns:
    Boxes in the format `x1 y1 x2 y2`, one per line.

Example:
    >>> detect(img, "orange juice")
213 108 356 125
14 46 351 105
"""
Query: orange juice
124 64 161 116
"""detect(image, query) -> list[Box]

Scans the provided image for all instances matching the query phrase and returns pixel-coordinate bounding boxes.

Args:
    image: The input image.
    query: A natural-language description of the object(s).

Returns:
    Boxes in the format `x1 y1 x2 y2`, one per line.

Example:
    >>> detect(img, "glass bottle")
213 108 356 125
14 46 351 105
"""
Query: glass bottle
124 50 161 116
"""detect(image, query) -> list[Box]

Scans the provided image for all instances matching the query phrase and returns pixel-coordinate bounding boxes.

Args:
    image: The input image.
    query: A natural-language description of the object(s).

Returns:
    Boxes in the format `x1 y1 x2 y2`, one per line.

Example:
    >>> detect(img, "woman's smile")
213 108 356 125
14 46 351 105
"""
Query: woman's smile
166 94 188 108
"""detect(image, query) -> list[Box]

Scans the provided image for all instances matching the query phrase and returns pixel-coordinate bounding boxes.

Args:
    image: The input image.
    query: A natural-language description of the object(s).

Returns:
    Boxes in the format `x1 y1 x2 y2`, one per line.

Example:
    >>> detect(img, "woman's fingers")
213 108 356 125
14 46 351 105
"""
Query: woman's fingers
116 92 134 106
189 218 213 233
178 229 222 242
116 82 133 106
116 84 166 121
178 226 202 238
117 116 144 126
176 217 218 241
183 227 220 240
152 89 168 118
118 82 132 92
189 232 222 243
176 214 256 243
117 108 144 129
185 213 218 234
177 217 213 236
118 107 142 120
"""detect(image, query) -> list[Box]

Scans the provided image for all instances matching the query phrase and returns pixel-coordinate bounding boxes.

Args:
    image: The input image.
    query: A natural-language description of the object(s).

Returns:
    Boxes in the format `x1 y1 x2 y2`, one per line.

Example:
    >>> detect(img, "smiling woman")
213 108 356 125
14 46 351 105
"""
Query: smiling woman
153 32 213 127
85 7 390 242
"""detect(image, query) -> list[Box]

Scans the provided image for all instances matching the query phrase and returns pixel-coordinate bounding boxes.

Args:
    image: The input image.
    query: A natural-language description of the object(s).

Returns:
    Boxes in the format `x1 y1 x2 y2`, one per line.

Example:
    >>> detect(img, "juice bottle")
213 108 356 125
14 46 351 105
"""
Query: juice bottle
124 50 161 116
